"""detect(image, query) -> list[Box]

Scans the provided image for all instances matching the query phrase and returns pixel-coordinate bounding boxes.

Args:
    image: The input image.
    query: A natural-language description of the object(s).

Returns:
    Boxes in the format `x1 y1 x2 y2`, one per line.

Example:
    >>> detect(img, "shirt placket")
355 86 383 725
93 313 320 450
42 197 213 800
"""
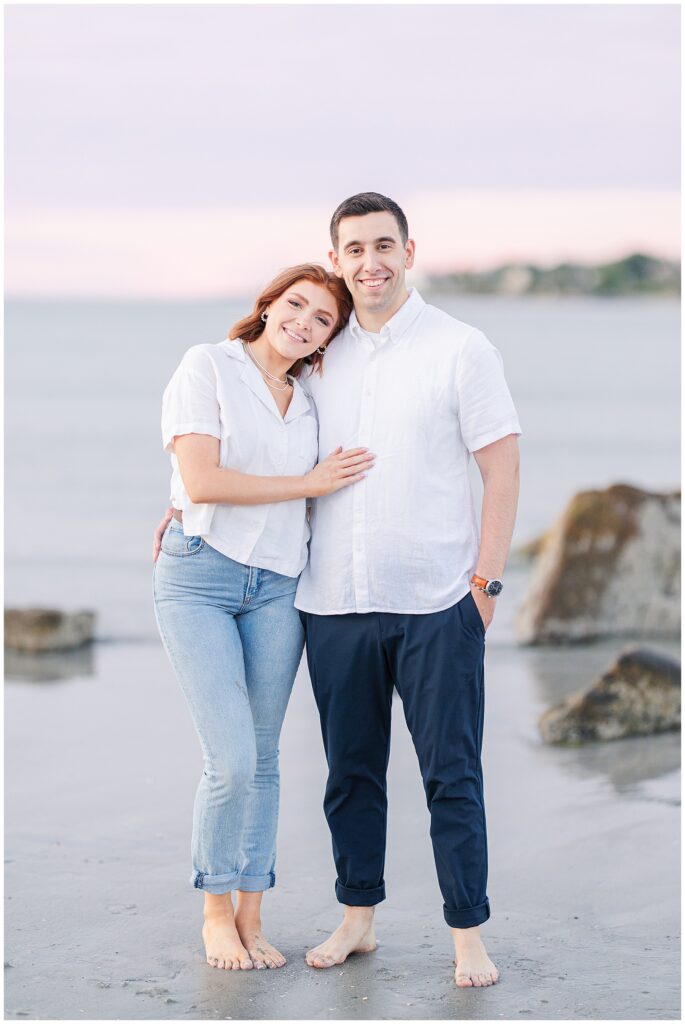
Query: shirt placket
351 348 377 611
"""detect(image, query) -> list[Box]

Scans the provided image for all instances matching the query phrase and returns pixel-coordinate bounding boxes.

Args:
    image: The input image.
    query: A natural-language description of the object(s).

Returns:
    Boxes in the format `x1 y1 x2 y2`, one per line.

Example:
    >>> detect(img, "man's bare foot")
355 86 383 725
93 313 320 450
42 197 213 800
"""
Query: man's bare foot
306 908 377 969
203 913 253 971
452 925 499 987
235 913 286 970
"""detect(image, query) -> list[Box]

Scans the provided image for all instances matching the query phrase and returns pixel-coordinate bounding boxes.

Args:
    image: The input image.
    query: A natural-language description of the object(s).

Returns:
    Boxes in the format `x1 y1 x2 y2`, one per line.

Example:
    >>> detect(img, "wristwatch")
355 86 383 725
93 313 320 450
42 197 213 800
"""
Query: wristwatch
470 575 503 598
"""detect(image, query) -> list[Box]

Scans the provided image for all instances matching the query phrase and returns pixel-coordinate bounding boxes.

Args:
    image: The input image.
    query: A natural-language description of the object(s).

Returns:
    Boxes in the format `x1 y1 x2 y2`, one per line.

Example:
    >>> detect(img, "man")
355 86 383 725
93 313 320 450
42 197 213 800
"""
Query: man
154 192 520 987
295 193 520 987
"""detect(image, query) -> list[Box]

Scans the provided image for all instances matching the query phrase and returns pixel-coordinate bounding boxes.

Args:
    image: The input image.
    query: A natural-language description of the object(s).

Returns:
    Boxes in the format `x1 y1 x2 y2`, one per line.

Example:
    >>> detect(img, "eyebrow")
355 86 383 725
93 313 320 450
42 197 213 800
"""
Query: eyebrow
344 236 397 248
290 292 335 319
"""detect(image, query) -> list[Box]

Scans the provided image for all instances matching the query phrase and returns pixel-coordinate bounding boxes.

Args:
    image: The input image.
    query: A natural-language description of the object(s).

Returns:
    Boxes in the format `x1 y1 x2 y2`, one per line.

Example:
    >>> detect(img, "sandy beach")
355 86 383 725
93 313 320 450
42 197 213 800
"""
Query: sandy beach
5 295 680 1020
5 559 680 1021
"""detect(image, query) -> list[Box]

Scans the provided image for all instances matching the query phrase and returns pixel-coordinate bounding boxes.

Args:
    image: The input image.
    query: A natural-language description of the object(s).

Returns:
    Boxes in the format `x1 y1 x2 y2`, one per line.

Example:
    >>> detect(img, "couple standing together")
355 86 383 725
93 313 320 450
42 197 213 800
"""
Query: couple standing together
152 192 521 987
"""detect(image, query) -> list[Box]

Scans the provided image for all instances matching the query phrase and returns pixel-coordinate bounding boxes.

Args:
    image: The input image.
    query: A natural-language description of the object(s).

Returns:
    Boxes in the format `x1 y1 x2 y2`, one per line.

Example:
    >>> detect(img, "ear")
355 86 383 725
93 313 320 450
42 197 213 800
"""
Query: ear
404 239 416 270
328 248 344 278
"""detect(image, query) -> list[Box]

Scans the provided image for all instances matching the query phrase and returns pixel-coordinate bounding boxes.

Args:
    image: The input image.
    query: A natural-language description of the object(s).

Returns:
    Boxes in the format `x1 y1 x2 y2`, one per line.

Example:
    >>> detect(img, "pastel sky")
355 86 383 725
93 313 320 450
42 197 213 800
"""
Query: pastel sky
5 4 681 298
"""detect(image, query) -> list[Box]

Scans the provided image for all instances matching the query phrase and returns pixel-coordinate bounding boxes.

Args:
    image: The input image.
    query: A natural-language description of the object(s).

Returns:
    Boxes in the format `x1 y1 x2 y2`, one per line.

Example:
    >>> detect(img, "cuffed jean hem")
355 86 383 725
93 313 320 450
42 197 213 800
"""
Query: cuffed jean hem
336 880 386 906
443 898 491 929
234 872 276 892
191 869 276 893
191 870 239 894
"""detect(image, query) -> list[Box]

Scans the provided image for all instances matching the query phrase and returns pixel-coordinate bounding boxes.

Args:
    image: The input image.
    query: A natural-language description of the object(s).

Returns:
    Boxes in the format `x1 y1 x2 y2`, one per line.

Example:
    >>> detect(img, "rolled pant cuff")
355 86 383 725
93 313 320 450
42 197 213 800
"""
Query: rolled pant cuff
444 898 491 929
191 869 239 894
336 880 385 906
235 871 275 892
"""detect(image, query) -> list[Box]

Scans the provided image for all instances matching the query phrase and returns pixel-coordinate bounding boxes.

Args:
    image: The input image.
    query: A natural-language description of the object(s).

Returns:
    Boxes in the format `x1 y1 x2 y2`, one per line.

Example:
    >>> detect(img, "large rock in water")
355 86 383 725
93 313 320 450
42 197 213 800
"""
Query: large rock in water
4 609 96 652
517 484 680 644
539 648 681 744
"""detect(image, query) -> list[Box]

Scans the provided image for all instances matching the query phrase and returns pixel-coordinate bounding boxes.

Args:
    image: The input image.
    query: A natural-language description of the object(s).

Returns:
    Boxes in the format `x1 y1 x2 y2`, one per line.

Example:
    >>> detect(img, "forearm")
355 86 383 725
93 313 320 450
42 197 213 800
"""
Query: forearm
475 463 520 578
183 465 308 506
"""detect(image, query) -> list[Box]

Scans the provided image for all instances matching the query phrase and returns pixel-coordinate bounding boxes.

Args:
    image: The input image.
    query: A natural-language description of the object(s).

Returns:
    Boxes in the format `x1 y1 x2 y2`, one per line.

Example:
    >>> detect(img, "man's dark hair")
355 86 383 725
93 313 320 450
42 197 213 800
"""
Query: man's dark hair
330 192 409 250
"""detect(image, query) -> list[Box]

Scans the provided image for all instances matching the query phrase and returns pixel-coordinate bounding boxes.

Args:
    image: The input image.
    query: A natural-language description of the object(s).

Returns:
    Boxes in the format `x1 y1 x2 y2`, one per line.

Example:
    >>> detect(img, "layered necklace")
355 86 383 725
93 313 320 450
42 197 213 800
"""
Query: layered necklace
242 341 292 392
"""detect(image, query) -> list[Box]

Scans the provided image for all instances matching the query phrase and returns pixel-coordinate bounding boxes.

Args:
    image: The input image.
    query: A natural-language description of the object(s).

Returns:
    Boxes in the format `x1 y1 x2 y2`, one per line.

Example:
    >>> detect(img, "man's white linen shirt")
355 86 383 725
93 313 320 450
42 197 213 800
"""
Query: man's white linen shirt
295 289 521 615
161 339 318 578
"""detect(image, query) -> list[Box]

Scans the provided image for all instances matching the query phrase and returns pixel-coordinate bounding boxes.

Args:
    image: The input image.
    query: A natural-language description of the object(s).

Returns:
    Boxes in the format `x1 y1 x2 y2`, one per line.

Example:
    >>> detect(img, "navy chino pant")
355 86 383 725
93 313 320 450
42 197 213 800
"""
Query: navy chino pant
302 590 490 929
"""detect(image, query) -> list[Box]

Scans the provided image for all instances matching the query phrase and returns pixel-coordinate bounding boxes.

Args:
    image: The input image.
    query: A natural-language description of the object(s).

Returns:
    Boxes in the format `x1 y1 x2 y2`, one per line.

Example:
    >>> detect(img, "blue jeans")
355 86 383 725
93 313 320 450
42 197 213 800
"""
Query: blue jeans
153 520 304 894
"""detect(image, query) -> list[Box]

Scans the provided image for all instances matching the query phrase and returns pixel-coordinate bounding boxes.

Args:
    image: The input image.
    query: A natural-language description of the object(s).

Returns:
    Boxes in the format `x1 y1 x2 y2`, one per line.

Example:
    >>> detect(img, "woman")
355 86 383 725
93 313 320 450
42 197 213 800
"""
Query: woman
153 264 374 972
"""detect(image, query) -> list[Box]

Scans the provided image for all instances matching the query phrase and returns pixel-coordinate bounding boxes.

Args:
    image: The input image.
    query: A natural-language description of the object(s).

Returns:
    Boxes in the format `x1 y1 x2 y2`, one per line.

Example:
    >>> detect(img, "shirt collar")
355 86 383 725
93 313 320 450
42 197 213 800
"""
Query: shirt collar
348 287 425 344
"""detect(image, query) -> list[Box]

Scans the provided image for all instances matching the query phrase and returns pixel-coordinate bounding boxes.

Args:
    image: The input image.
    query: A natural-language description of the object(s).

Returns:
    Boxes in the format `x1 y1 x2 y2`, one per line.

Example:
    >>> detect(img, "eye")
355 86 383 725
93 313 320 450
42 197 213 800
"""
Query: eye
316 317 330 327
288 299 302 308
348 248 361 256
378 243 392 250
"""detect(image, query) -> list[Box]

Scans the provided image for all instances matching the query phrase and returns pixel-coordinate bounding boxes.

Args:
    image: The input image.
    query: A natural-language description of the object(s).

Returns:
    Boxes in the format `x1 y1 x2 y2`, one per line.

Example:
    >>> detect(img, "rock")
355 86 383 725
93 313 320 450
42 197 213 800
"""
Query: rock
516 484 680 644
4 609 96 652
539 648 681 744
517 533 548 561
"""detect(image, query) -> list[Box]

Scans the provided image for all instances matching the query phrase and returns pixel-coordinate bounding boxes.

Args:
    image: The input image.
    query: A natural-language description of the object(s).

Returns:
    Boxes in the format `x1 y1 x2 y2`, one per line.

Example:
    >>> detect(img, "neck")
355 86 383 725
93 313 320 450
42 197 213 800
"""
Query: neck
247 335 292 379
355 287 411 333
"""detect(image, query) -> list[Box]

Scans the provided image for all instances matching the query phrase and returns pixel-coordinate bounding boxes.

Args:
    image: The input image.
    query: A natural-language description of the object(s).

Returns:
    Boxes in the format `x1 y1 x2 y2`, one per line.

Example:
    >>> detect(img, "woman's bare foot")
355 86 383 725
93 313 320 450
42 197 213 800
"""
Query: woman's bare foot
235 916 286 970
202 893 253 971
234 889 286 969
306 907 377 969
451 925 499 987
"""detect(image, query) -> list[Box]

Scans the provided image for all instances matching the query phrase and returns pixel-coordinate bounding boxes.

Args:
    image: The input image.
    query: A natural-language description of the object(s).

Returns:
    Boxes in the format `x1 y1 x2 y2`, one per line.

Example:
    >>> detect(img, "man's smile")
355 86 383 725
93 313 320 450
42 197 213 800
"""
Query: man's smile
357 277 390 290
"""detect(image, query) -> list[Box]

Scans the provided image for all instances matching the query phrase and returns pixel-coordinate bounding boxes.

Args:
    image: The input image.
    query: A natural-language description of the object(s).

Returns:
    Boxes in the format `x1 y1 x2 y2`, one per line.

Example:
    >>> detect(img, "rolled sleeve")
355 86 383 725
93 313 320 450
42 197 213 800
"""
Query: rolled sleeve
161 345 223 453
455 329 522 453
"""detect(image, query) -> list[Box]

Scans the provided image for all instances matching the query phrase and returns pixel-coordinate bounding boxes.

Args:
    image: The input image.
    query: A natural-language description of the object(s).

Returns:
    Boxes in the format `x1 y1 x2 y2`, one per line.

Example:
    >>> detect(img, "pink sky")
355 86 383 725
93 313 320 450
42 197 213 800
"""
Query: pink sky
6 190 680 299
5 5 680 298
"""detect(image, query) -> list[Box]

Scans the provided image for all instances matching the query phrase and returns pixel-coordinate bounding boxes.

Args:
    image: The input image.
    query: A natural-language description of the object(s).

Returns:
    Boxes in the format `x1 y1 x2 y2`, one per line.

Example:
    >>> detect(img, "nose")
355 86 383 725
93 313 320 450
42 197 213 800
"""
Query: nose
362 251 381 275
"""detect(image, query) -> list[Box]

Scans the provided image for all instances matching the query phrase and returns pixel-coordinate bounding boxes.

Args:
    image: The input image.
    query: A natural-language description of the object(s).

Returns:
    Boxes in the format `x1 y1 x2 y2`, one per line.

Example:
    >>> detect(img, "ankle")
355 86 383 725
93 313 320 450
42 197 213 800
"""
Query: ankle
343 906 375 927
234 907 261 928
203 894 235 922
451 925 482 948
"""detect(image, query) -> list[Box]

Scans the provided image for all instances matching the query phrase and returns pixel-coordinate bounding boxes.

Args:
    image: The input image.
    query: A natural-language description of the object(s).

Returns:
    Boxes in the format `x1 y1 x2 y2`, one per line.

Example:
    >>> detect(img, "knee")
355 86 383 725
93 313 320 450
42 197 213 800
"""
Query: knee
204 749 256 797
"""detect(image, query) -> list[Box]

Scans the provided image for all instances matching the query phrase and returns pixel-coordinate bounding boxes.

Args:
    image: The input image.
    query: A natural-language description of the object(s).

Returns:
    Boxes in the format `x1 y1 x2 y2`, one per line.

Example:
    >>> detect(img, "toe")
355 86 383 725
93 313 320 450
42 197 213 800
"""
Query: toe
216 959 226 970
231 960 240 970
455 973 473 988
240 958 253 970
478 973 491 986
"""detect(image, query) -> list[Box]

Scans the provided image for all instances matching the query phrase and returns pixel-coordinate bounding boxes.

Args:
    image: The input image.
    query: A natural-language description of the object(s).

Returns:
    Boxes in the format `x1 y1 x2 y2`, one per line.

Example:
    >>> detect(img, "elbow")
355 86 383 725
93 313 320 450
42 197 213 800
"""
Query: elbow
183 476 212 505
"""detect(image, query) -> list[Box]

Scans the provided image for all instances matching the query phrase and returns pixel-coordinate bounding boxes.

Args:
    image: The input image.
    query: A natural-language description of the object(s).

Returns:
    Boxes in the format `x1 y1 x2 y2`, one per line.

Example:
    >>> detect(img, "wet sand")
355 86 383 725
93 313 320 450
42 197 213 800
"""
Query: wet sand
5 609 681 1020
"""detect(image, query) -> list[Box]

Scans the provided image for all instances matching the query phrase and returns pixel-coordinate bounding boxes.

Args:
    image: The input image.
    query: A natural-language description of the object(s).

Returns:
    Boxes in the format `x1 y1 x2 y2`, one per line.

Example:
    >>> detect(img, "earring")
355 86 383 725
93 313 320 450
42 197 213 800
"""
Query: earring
317 346 326 355
261 311 268 323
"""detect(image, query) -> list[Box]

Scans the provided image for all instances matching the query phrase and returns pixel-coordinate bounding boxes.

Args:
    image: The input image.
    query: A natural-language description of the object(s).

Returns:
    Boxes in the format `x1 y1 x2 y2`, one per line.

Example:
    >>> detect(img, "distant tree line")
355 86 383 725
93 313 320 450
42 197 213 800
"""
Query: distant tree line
426 253 680 296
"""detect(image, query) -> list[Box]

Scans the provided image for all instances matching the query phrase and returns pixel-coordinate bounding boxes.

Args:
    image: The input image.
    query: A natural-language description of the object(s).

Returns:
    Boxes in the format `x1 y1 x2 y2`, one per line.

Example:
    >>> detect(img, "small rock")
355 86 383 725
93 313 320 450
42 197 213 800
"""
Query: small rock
539 648 681 744
4 609 96 652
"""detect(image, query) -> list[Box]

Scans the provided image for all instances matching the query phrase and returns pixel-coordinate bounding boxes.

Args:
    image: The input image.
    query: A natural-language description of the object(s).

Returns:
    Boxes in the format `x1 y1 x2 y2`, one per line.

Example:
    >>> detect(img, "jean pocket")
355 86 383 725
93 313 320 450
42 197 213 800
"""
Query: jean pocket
161 524 206 557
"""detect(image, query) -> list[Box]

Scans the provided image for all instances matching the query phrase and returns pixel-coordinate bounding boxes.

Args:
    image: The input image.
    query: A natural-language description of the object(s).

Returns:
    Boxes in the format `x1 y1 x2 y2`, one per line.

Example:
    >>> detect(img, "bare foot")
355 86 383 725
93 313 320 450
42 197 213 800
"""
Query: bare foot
306 908 377 969
203 914 253 971
452 926 499 987
235 915 286 970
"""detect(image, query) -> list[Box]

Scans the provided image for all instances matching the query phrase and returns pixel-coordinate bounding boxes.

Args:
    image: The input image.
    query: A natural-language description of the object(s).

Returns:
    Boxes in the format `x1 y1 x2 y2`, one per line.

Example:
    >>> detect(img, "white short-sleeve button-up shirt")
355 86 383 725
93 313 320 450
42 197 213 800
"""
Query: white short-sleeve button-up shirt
295 289 521 614
161 339 318 578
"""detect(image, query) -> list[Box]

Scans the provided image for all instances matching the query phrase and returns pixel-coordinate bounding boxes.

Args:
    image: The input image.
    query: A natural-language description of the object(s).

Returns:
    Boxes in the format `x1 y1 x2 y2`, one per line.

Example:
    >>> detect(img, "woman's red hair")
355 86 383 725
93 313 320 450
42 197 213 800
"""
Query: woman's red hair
228 263 353 377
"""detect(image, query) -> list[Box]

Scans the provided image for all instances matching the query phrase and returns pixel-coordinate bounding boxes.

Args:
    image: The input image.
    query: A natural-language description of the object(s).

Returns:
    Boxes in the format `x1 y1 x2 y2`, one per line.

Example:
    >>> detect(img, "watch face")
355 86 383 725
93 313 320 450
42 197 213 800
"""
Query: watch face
486 579 503 597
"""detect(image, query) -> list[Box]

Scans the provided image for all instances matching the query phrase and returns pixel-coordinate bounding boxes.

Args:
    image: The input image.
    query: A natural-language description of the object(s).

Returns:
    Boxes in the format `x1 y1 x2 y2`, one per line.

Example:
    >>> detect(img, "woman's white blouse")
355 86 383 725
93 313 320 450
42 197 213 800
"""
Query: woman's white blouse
161 339 319 578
